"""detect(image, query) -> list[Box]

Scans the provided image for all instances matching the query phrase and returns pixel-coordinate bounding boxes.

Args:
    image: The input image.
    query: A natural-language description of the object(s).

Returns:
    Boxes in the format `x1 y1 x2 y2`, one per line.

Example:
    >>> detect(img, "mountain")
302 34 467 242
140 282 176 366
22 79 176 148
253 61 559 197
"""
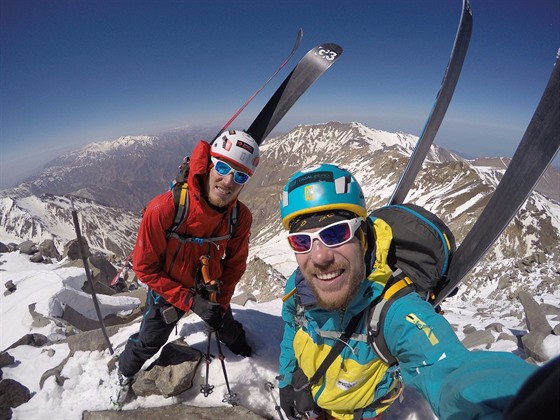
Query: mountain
0 194 139 257
240 122 560 282
1 127 215 212
1 121 558 297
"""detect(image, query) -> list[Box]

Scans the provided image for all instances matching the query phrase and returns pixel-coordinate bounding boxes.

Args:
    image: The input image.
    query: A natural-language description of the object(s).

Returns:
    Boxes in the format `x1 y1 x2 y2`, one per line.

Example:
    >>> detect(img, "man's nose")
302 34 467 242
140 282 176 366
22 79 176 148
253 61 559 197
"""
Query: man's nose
309 239 335 264
222 173 235 186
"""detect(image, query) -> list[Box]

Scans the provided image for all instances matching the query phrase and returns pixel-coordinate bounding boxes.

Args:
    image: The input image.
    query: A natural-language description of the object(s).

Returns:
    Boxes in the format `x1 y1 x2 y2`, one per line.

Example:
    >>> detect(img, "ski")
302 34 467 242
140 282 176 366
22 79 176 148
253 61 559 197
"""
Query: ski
388 0 473 205
247 42 343 145
435 55 560 306
213 28 304 141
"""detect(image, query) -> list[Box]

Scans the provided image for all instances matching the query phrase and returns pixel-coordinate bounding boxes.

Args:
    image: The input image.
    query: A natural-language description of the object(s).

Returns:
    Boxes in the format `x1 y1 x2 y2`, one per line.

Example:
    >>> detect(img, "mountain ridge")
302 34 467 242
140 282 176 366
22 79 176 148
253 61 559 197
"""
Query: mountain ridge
1 122 558 302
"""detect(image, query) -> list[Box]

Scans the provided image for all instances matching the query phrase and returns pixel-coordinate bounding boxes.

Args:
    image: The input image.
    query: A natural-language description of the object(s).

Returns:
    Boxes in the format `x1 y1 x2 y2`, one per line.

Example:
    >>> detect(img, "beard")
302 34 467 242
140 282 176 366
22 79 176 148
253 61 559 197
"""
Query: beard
304 260 365 311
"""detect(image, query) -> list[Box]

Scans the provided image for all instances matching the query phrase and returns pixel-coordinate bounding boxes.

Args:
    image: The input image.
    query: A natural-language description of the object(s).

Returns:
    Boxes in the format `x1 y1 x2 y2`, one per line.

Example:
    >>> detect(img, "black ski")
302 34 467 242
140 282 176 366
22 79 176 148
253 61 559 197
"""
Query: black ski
247 43 343 145
388 0 473 205
214 28 304 141
435 55 560 306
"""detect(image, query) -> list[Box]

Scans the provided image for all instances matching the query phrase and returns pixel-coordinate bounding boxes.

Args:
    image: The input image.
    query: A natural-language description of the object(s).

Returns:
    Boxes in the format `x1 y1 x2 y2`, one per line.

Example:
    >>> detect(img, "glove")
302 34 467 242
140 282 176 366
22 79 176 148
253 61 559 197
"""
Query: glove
279 369 318 419
189 293 223 331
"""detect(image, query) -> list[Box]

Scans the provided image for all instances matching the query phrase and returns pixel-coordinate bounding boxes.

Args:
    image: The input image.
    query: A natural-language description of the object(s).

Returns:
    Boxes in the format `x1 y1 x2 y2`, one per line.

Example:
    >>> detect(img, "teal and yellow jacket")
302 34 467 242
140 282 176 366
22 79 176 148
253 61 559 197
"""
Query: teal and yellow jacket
279 218 537 420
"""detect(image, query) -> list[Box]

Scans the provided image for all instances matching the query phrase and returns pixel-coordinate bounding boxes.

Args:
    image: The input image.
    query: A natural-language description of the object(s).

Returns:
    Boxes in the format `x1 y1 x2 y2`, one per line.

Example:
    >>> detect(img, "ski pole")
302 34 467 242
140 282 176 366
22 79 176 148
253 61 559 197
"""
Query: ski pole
200 332 215 397
199 255 238 405
69 197 114 355
215 331 238 405
265 381 285 420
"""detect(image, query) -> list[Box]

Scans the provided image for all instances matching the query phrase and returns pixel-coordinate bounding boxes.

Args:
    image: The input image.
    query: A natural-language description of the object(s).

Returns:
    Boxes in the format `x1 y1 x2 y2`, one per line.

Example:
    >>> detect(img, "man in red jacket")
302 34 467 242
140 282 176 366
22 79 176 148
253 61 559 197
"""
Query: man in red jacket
111 129 260 410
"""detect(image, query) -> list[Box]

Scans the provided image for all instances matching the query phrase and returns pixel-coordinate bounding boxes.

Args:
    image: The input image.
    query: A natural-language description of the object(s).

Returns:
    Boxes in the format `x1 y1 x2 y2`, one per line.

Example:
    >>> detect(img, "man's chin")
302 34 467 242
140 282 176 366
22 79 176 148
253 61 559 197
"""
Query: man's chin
207 192 233 208
314 289 351 311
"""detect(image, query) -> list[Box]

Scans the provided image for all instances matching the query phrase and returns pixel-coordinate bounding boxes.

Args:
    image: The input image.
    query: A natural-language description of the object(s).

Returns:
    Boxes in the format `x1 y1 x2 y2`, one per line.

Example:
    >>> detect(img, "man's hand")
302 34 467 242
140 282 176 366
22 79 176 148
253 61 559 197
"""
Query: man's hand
279 385 301 419
189 293 223 331
279 383 317 419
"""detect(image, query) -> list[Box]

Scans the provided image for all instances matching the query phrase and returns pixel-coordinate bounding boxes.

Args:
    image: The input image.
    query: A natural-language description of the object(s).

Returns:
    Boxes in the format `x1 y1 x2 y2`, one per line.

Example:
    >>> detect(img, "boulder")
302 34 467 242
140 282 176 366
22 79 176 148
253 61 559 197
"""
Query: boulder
64 239 91 260
132 339 203 398
518 291 552 334
18 240 37 255
461 329 495 349
0 378 32 414
38 239 62 261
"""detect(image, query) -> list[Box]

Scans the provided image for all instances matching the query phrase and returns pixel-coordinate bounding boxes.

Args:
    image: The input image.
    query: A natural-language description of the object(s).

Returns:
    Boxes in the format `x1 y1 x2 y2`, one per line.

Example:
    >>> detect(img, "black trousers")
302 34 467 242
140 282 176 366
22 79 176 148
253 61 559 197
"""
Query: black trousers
119 289 243 377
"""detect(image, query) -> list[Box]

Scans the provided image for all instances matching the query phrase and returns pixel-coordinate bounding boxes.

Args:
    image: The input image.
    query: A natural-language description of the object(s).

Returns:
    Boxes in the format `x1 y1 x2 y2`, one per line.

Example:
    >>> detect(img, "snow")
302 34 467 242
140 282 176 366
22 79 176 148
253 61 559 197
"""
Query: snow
1 250 559 419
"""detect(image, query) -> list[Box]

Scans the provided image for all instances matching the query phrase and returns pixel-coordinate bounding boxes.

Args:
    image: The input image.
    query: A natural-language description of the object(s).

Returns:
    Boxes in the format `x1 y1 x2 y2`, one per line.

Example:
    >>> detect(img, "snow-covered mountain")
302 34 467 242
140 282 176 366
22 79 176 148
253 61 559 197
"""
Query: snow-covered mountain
0 194 139 257
240 122 560 282
1 121 559 419
1 127 214 211
1 121 558 296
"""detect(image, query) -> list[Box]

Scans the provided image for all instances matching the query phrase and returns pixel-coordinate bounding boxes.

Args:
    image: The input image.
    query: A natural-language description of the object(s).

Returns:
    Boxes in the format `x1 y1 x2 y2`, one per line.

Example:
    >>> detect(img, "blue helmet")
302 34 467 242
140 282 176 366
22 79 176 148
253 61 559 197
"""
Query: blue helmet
280 163 367 230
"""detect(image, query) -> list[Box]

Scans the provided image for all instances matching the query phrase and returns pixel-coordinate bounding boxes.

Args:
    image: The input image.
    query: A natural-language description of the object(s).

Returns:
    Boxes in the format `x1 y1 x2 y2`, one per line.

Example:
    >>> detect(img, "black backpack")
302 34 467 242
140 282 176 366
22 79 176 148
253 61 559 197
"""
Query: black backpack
366 203 456 365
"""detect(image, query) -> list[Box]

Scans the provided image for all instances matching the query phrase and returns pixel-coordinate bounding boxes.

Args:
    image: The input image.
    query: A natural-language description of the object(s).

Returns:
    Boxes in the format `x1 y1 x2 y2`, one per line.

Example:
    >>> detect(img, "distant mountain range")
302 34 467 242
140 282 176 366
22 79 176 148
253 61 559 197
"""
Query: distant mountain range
1 122 558 301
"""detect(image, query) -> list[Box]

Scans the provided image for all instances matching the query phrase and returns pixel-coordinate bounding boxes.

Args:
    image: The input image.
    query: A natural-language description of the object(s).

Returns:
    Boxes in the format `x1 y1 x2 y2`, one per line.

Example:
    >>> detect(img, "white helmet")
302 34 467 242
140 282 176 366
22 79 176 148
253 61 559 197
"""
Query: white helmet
210 130 260 175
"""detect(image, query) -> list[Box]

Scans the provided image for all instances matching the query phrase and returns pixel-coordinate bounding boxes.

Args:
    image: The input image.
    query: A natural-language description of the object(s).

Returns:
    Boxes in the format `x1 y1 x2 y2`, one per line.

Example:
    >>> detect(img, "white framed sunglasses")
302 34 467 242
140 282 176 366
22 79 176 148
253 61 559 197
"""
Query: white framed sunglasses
287 217 364 253
210 157 251 185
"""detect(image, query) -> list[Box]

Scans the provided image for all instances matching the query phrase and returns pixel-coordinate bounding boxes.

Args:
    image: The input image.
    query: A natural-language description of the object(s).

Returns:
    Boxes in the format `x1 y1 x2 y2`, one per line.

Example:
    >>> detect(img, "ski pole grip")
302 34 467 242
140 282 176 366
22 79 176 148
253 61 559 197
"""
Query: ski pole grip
199 255 217 302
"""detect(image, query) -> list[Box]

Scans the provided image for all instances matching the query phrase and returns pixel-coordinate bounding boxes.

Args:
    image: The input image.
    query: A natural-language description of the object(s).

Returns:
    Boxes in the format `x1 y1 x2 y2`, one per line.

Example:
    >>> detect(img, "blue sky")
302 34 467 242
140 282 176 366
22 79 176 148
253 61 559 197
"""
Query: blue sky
1 0 559 188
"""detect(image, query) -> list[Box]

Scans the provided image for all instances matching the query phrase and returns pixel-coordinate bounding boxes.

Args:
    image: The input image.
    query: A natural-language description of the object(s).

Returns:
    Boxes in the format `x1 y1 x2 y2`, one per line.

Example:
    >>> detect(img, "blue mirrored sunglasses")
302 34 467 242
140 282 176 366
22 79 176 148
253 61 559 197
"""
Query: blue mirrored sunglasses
287 217 363 253
211 157 250 185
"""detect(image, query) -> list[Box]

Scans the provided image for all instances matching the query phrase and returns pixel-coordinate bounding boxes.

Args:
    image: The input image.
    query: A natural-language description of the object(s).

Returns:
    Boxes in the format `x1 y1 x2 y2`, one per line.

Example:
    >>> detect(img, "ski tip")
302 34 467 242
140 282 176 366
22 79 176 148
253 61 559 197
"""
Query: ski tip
316 43 343 56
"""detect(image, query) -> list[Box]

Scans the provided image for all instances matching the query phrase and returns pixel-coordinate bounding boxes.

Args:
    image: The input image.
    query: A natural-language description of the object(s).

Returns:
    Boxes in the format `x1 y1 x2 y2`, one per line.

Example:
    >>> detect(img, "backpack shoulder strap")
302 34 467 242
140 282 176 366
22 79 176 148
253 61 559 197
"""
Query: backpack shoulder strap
307 309 366 387
229 200 240 238
367 269 415 366
169 182 189 234
167 183 240 246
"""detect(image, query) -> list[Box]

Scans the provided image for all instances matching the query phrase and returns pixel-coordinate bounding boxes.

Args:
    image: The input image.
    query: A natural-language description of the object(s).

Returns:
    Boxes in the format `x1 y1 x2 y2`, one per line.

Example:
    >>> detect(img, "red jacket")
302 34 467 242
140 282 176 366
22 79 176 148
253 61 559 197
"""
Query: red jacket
132 140 252 312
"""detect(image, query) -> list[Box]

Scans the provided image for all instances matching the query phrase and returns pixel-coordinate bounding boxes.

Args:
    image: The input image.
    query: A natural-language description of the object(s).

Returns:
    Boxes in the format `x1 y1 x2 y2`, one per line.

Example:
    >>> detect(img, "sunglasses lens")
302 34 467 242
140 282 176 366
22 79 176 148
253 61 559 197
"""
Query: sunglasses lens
234 172 250 184
287 235 312 253
214 161 232 176
319 223 352 246
213 158 250 184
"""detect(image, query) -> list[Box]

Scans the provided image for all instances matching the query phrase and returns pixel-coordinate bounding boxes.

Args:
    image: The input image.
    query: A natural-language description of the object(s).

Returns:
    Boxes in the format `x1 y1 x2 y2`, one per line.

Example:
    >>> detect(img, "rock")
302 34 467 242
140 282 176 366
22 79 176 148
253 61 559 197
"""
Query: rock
541 303 560 317
39 355 71 389
485 322 504 333
534 251 547 264
497 333 518 343
4 280 16 293
521 331 549 362
18 240 37 255
0 378 32 412
0 353 15 369
231 291 257 306
5 333 50 351
497 276 511 290
28 303 51 328
64 239 91 260
88 254 118 287
132 339 203 398
64 325 123 353
82 404 265 420
461 329 495 349
38 239 62 261
518 291 552 334
29 252 44 263
462 325 477 335
0 242 9 253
